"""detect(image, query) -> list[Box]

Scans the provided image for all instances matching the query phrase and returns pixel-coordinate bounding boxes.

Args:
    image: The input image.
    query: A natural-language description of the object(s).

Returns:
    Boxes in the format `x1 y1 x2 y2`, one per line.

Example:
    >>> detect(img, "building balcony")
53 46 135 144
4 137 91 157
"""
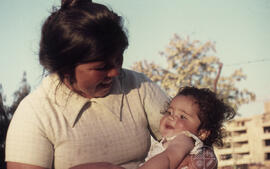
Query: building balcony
226 125 247 132
263 146 270 152
218 155 250 167
229 134 248 142
235 156 251 165
262 114 270 124
262 133 270 139
215 144 249 155
234 145 250 153
215 148 232 155
263 121 270 126
218 159 234 167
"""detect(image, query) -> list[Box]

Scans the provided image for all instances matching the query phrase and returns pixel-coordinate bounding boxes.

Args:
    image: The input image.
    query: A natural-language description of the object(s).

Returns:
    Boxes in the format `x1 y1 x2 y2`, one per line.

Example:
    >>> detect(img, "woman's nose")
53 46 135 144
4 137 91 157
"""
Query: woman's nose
107 67 120 77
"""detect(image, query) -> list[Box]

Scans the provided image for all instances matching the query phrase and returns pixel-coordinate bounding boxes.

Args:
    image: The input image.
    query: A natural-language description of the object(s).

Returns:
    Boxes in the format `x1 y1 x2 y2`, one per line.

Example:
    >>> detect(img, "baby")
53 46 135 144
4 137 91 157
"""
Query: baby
139 86 236 169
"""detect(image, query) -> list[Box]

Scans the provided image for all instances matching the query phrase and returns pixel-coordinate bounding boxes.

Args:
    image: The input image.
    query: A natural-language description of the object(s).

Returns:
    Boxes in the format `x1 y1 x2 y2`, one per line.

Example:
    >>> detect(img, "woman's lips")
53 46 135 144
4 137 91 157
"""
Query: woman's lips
102 79 112 85
100 79 113 88
100 82 112 89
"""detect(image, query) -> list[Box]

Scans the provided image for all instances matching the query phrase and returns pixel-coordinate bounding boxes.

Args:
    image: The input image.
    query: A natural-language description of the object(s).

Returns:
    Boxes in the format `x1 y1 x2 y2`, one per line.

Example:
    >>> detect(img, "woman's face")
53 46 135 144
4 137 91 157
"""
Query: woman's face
69 52 123 99
159 95 201 138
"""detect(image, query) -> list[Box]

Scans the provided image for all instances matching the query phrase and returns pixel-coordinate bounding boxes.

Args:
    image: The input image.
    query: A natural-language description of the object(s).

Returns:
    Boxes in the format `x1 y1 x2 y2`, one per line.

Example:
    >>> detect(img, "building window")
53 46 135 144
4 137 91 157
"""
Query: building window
237 130 246 134
264 126 270 133
233 130 247 136
223 142 231 148
220 154 232 160
224 131 231 137
265 153 270 160
234 141 248 148
265 139 270 146
238 152 249 156
236 121 245 127
236 164 248 169
240 141 248 144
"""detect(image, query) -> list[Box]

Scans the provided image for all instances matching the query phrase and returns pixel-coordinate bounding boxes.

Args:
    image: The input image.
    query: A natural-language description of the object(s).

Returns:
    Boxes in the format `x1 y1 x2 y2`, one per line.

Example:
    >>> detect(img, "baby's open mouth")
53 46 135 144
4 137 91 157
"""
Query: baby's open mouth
165 124 174 129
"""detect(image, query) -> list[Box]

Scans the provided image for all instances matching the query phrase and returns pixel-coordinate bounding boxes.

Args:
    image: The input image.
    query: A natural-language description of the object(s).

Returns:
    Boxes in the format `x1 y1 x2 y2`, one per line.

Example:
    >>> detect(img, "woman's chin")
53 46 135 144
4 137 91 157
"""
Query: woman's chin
95 87 112 98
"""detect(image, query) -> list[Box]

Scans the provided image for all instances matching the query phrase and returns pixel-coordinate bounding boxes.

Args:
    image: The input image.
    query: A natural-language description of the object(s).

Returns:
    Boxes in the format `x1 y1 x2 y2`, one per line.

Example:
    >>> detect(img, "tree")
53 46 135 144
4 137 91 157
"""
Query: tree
0 72 31 169
131 34 255 112
8 72 31 116
0 84 9 169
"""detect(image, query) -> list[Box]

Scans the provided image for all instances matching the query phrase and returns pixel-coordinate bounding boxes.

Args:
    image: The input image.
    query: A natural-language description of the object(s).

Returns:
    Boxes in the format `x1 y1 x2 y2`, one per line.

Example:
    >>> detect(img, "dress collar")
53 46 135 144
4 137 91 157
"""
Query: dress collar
41 73 123 127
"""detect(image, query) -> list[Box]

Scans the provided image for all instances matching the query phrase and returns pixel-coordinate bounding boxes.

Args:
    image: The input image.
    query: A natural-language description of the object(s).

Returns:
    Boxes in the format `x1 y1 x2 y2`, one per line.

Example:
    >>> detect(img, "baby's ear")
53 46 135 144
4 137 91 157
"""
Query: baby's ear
198 129 211 141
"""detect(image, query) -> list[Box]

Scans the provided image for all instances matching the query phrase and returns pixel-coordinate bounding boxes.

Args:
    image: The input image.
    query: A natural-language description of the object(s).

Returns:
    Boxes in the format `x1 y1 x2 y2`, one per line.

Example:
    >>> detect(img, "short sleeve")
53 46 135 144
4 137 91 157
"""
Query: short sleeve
142 79 169 140
5 98 54 168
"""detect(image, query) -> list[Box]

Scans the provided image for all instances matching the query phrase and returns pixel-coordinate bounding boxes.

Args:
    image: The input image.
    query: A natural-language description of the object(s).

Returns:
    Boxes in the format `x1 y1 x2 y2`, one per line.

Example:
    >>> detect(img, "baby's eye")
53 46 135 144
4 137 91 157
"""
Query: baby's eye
165 111 172 115
180 115 187 119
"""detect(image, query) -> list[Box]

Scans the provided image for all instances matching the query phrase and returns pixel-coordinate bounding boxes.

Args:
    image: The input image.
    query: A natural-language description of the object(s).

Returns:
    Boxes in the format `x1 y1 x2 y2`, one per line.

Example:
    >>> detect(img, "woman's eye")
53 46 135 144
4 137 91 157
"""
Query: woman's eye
95 67 107 71
95 65 111 71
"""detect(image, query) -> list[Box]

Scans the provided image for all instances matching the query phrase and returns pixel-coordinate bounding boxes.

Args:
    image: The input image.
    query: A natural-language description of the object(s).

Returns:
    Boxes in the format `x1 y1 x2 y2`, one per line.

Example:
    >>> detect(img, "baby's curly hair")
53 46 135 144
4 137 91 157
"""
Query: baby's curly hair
176 86 236 147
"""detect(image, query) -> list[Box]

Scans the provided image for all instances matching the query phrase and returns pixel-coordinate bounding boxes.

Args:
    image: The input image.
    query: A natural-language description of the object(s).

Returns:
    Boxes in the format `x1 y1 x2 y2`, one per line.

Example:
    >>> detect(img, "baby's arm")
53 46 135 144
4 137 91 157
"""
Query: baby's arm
138 133 194 169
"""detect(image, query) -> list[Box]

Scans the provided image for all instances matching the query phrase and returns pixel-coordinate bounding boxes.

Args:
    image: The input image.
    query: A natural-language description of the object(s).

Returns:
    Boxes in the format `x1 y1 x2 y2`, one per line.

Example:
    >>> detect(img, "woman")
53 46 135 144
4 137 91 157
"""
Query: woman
5 0 169 169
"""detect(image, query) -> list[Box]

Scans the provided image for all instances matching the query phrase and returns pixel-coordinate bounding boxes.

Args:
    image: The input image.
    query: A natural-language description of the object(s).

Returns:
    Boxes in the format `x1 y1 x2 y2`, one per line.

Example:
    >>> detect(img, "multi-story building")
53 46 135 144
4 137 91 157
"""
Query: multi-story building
215 101 270 169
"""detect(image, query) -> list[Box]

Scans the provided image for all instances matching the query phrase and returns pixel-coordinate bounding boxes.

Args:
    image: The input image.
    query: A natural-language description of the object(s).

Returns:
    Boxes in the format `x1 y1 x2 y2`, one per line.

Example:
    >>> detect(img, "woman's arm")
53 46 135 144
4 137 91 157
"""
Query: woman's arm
7 161 126 169
69 162 125 169
7 162 48 169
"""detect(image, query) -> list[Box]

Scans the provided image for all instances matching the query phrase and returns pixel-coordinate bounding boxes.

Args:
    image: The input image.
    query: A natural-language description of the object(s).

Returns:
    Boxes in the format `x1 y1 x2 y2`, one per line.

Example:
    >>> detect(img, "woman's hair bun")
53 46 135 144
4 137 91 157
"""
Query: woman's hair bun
61 0 92 8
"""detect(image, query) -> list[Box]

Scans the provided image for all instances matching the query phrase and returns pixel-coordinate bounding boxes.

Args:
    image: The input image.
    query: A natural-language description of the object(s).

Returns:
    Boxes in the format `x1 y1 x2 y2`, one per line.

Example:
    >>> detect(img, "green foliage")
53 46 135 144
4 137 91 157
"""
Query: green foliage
0 84 9 169
8 72 31 116
0 72 31 169
131 35 255 112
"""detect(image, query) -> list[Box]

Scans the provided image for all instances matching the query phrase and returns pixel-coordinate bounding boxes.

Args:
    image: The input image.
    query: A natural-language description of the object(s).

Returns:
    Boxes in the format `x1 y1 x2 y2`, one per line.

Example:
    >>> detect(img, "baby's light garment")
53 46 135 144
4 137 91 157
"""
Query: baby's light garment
167 131 204 155
143 131 204 168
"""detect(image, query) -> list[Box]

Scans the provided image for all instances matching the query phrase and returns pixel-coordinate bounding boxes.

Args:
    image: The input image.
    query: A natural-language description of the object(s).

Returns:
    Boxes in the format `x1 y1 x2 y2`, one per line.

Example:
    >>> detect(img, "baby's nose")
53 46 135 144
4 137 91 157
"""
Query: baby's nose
168 115 176 121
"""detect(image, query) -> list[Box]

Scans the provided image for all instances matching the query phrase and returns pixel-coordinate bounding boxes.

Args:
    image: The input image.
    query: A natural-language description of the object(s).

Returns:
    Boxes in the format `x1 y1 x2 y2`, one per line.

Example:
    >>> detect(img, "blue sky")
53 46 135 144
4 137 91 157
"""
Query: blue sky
0 0 270 117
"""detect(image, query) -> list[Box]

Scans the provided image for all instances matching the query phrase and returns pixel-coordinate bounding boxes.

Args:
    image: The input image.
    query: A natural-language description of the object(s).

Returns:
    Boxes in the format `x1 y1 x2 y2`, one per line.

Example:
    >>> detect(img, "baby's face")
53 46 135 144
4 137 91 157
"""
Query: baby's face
160 95 201 138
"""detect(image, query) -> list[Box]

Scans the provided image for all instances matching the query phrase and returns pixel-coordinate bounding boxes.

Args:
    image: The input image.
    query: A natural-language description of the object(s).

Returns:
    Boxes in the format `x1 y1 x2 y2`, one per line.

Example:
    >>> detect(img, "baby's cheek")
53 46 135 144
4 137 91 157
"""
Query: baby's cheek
159 122 167 135
175 121 186 130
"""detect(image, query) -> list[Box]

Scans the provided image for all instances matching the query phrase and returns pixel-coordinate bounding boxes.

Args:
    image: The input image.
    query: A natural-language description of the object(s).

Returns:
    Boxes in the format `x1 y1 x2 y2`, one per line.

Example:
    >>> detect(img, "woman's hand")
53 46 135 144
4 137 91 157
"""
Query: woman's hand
69 162 125 169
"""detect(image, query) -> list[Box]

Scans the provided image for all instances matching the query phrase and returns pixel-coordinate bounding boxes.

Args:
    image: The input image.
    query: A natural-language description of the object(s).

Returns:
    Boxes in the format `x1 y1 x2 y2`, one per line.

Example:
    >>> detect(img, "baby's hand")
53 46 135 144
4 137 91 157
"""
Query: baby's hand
161 133 195 169
166 133 195 154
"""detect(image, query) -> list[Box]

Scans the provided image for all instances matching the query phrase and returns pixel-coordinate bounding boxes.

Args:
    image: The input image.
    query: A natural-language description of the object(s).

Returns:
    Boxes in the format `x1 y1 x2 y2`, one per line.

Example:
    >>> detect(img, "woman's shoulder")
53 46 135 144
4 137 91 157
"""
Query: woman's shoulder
122 68 151 82
121 68 169 106
121 69 163 95
14 74 61 117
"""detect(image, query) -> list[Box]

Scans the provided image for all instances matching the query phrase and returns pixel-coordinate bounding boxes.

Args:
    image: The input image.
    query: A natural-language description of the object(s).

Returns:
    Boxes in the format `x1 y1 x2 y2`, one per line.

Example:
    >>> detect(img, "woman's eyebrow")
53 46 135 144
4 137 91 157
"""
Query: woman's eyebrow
87 62 106 68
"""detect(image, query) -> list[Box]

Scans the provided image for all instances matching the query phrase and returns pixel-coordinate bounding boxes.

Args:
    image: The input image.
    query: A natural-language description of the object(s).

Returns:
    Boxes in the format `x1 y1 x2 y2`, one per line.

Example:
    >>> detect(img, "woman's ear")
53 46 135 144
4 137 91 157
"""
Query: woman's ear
198 129 211 141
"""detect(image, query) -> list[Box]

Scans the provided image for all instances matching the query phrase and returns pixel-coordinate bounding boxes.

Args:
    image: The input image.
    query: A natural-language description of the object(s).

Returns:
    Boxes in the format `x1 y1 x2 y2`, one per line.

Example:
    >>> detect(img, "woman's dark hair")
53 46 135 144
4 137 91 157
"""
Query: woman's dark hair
39 0 128 84
176 86 236 147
